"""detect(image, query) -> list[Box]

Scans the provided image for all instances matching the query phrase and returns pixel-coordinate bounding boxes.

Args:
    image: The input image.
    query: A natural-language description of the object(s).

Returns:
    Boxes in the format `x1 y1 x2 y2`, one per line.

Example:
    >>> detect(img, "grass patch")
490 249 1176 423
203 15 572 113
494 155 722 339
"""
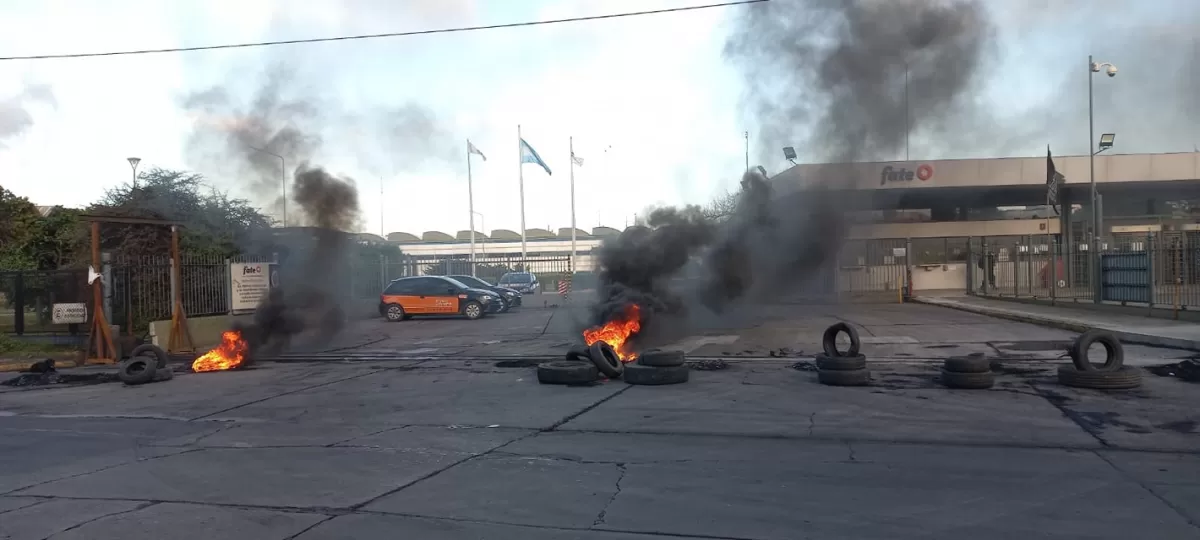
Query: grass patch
0 334 80 356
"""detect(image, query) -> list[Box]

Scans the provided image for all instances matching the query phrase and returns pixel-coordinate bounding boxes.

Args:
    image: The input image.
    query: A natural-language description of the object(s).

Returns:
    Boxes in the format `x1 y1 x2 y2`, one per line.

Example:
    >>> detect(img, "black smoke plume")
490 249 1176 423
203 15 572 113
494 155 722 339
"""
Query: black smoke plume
584 0 993 346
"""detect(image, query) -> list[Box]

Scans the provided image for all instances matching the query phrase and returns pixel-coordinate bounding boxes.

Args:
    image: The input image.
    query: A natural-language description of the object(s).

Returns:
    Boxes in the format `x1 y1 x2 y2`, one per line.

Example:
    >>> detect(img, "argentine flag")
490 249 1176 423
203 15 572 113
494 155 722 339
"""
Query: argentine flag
520 138 552 176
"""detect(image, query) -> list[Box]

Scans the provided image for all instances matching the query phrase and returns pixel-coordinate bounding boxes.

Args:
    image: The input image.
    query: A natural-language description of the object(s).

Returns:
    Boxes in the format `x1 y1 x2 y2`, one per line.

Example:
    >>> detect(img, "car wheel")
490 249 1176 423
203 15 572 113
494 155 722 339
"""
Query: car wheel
385 304 406 322
463 301 484 320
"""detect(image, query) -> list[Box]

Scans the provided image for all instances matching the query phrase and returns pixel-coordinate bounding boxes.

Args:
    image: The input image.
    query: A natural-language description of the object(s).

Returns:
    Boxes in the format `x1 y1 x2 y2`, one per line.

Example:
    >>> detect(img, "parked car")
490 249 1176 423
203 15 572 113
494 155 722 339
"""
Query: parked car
448 275 522 312
498 272 539 294
378 276 501 321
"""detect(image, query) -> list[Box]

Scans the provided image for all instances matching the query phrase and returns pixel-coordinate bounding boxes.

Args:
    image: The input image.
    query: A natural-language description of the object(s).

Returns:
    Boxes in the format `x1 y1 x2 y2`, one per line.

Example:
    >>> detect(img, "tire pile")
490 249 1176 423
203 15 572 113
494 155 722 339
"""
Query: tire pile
117 344 174 386
1058 330 1142 390
815 322 870 387
939 352 994 389
537 343 690 386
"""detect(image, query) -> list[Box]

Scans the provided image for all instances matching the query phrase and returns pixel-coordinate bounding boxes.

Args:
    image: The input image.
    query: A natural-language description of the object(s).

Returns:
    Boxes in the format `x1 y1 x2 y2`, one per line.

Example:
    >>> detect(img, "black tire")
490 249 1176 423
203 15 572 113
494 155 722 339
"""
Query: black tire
943 354 990 374
151 364 175 382
822 322 861 358
817 368 870 386
624 363 689 385
815 353 867 371
589 342 625 379
462 301 484 320
564 345 591 362
384 304 406 322
130 344 169 369
537 361 599 385
118 358 157 386
939 368 995 389
1057 365 1142 390
1070 330 1124 372
639 349 686 367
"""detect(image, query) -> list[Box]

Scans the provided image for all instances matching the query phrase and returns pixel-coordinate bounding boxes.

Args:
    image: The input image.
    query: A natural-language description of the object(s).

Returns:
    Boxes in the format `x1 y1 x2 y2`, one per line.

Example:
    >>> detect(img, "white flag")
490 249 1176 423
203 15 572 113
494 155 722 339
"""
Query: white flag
468 140 487 161
571 152 584 167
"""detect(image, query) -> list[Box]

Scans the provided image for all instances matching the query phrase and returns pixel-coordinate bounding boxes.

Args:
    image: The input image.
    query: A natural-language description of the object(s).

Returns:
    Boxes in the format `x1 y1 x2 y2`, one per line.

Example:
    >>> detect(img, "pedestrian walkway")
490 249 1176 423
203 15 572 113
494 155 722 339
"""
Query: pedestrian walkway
914 295 1200 351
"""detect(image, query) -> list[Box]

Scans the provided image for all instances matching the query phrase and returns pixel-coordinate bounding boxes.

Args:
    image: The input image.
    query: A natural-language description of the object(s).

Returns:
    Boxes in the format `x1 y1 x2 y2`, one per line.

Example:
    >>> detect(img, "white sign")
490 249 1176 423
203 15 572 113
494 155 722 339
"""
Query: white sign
51 303 87 324
892 247 907 257
230 263 278 312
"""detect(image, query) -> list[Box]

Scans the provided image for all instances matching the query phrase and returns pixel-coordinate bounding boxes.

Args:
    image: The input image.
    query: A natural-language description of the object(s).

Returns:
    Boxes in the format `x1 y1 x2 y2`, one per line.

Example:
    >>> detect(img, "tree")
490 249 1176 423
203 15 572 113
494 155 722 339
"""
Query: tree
0 186 82 270
701 189 740 223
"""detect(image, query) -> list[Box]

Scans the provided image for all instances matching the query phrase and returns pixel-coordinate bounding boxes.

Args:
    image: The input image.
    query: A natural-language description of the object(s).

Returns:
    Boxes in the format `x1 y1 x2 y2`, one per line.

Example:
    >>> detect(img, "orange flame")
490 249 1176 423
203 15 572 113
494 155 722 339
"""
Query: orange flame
192 330 249 372
582 304 642 362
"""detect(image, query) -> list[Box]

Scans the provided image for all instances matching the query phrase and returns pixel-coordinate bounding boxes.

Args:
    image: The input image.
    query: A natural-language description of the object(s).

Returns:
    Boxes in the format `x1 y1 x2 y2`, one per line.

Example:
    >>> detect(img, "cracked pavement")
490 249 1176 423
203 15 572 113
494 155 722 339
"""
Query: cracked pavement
1 301 1198 539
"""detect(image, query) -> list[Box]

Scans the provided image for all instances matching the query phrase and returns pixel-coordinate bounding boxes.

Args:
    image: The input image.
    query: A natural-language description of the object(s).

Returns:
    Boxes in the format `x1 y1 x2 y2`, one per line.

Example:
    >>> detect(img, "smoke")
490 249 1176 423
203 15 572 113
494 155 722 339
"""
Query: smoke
0 84 55 147
584 0 992 346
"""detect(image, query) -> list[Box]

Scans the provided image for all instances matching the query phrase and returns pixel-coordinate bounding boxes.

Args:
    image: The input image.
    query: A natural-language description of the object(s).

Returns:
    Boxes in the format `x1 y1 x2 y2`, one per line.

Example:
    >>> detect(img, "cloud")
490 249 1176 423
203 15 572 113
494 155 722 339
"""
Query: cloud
0 84 55 147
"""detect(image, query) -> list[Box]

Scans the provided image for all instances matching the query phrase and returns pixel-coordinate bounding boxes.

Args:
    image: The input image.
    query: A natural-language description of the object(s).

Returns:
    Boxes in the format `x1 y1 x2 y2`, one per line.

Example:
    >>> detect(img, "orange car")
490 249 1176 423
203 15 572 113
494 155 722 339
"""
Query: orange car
378 276 500 321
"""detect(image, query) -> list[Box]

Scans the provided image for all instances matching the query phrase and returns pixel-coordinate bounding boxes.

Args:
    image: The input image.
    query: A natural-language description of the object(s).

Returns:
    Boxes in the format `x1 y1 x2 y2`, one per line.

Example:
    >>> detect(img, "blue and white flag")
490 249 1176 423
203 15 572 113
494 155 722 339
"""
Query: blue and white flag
520 138 552 176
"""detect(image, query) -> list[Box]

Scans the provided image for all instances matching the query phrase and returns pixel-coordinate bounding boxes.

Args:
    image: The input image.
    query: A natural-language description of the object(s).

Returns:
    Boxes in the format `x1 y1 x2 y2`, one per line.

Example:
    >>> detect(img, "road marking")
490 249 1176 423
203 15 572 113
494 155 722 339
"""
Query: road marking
860 336 919 344
399 348 440 355
666 335 740 353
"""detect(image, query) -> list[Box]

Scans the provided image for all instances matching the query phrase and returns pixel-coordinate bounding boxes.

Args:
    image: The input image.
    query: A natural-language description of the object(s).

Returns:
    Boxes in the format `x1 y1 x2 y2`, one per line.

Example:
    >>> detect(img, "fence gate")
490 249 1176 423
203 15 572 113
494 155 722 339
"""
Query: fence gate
0 269 88 336
836 238 908 299
1100 252 1151 303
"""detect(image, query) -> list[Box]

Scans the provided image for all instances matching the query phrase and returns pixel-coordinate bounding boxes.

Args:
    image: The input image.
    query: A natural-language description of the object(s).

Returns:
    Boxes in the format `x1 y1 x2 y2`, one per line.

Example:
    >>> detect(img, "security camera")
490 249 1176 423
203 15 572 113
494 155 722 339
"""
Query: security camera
1106 65 1117 77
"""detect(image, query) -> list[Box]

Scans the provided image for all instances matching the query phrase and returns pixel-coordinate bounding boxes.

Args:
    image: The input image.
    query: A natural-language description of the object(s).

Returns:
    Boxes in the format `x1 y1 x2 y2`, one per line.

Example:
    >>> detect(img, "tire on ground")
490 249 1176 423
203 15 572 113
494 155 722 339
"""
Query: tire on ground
639 349 686 367
821 322 861 358
1057 365 1142 390
151 364 174 382
943 354 990 374
939 368 995 389
624 363 689 385
564 345 591 362
118 358 157 385
129 344 169 369
817 368 870 386
537 361 600 385
1069 330 1124 372
815 353 867 371
589 342 625 378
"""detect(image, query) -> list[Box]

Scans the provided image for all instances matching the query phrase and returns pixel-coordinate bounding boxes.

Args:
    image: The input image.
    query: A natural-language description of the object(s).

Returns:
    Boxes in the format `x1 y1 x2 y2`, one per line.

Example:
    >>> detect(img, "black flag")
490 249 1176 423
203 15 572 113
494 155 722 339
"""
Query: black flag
1046 145 1064 215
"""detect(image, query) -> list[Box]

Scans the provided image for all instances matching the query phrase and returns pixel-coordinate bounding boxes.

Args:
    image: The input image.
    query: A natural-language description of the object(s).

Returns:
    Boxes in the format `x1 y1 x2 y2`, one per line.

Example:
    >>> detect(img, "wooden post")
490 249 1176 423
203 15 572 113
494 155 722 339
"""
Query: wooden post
167 225 194 353
86 221 117 364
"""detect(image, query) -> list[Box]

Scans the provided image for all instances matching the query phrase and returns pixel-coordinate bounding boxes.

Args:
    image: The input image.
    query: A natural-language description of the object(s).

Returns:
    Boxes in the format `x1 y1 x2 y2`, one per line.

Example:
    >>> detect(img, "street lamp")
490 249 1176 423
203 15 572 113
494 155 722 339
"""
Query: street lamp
248 146 287 227
126 157 141 188
1088 56 1117 302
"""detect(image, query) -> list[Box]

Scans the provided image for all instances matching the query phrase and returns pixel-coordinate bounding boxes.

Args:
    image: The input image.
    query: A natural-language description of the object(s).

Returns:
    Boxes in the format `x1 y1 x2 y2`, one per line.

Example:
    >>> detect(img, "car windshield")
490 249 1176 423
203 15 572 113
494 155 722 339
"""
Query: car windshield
451 275 489 288
441 276 471 289
501 273 532 284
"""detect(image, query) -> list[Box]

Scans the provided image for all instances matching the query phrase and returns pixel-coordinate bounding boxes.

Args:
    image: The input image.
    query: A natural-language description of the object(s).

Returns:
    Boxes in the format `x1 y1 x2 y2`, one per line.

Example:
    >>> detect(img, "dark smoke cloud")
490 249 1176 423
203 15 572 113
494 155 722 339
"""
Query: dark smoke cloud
0 84 55 148
291 165 361 232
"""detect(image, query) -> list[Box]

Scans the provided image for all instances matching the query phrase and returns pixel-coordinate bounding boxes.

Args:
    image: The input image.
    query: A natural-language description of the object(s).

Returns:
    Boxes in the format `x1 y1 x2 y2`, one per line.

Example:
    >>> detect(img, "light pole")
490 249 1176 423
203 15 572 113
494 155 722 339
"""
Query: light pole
127 157 141 188
1088 55 1118 301
249 146 287 227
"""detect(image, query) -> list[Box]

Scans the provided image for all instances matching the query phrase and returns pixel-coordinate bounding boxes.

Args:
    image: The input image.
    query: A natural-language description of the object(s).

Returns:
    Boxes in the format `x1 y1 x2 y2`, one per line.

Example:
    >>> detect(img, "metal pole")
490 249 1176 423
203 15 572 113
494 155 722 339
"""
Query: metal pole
1089 54 1100 303
467 139 477 276
280 156 287 227
905 64 910 161
569 136 578 274
744 131 749 171
518 125 528 264
380 177 385 237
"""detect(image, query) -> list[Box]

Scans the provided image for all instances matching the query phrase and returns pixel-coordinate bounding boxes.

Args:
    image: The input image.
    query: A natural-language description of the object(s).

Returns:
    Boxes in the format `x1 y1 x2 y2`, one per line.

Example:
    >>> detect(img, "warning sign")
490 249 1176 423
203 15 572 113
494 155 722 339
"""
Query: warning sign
230 263 278 312
51 303 87 324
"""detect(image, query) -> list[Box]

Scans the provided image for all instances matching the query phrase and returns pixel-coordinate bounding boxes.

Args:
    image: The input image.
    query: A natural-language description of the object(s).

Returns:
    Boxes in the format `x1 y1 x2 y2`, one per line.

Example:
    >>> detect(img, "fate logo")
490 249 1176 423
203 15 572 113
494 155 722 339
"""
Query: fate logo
879 164 934 185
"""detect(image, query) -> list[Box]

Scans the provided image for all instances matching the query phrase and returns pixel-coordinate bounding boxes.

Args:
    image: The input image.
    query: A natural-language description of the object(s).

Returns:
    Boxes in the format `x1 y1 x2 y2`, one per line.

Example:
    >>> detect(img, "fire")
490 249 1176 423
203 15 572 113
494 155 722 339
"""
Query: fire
192 330 249 372
583 304 642 362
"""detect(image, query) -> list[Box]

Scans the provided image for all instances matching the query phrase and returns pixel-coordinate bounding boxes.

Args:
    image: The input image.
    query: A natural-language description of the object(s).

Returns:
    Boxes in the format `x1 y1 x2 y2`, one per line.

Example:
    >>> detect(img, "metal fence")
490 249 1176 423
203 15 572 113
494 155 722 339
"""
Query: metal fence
969 231 1200 311
0 269 89 335
835 238 910 298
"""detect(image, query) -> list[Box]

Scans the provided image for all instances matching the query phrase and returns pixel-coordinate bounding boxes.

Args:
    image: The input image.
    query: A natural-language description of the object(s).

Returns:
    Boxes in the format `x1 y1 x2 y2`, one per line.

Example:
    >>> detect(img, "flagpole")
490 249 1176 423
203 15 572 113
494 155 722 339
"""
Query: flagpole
570 137 579 276
467 139 477 277
518 125 528 264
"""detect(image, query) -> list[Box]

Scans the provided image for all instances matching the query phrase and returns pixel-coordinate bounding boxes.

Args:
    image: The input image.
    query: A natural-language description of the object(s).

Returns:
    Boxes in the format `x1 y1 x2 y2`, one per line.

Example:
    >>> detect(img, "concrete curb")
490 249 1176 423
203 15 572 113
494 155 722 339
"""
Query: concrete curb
912 296 1200 351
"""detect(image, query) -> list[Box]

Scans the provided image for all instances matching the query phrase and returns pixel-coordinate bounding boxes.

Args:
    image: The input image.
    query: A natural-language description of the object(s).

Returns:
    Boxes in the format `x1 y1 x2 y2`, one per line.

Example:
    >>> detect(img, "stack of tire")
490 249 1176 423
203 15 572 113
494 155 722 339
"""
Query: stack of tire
624 349 689 386
815 322 869 387
537 342 624 385
117 344 174 386
939 352 994 389
1058 330 1142 390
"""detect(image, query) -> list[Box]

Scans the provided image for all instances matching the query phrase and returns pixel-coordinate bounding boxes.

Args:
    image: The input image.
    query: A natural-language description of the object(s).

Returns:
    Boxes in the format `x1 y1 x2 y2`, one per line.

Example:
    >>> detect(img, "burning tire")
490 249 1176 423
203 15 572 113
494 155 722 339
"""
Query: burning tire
129 344 169 369
537 361 600 385
1069 330 1124 372
939 368 994 389
815 353 866 371
821 322 861 358
588 342 625 379
638 349 686 367
1057 365 1142 390
384 304 406 322
118 357 157 386
943 353 990 374
817 368 869 386
462 301 485 320
624 363 689 385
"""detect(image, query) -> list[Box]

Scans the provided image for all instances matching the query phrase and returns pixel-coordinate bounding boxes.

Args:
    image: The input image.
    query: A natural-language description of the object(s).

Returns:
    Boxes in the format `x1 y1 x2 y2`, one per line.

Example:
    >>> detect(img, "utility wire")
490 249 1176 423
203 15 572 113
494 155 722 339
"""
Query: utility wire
0 0 767 61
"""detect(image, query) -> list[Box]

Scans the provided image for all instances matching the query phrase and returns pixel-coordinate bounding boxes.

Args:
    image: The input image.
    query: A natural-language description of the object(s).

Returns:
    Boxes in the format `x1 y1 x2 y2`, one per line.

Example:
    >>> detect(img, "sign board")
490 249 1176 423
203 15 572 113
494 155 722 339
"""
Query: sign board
51 303 87 324
892 247 907 257
230 262 279 312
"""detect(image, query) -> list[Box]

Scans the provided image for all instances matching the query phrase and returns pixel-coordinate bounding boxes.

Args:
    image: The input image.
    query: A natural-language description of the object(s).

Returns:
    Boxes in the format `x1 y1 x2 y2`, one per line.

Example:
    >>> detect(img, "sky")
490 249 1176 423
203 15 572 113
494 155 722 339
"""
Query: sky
1 0 1197 238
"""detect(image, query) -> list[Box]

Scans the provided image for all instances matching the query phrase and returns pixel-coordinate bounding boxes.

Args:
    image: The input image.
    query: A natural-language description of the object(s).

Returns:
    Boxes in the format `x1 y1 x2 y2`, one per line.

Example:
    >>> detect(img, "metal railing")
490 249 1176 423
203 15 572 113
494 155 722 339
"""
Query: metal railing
0 269 88 335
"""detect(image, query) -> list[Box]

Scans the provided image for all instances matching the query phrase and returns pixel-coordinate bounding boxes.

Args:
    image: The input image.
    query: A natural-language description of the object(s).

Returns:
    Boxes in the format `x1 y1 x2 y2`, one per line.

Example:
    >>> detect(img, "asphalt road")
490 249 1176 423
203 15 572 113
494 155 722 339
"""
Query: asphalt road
1 299 1198 539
